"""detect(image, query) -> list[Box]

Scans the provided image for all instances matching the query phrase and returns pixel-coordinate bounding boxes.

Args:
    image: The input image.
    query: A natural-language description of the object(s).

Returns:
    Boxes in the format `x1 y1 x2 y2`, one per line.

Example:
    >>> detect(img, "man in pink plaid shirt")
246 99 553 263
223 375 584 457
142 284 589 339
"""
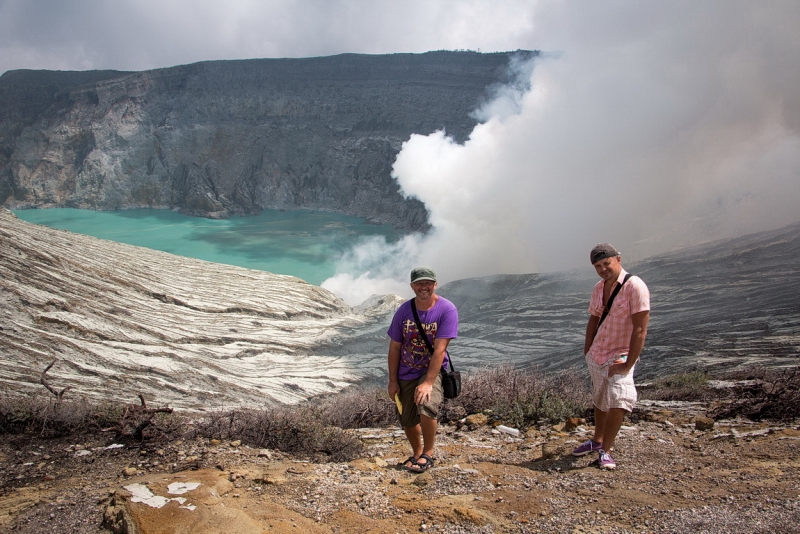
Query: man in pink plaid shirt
571 243 650 469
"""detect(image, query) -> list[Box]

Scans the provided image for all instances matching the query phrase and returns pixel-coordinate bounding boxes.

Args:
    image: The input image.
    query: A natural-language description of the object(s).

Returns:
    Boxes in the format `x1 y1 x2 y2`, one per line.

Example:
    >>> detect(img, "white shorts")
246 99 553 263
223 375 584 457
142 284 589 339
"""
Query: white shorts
586 353 637 412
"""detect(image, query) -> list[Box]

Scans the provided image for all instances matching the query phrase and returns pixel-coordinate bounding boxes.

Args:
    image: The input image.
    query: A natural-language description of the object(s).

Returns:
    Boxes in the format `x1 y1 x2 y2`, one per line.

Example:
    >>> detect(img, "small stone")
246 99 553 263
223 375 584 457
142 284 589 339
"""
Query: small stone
465 413 488 429
122 467 137 477
563 417 583 432
413 472 433 486
695 416 715 431
541 443 559 460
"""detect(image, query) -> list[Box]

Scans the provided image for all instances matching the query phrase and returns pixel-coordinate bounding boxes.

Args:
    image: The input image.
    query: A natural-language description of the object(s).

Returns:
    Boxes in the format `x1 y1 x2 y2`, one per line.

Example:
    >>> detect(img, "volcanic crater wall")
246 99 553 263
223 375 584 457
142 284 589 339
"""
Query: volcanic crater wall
0 51 534 229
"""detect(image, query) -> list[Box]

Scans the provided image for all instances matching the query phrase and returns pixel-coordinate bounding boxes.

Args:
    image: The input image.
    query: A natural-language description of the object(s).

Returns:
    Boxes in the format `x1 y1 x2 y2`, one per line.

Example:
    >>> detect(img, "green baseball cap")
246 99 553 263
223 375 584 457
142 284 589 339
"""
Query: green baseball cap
410 267 437 283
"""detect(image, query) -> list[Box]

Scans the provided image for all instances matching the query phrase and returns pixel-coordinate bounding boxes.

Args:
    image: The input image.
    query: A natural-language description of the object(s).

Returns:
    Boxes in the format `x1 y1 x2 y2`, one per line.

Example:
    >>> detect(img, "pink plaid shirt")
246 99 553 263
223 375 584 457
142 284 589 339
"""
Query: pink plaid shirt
588 269 650 365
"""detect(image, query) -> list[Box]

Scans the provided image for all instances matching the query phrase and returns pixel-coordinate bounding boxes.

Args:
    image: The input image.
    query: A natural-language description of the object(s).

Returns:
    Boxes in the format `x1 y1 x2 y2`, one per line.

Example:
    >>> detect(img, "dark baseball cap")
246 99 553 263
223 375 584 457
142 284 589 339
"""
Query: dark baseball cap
590 243 620 264
410 267 437 283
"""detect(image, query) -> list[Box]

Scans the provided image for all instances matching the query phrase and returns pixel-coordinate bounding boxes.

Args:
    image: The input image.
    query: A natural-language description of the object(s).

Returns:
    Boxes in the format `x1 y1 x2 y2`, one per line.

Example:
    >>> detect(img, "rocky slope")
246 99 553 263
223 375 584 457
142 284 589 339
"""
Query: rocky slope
0 51 533 228
325 220 800 382
0 208 396 410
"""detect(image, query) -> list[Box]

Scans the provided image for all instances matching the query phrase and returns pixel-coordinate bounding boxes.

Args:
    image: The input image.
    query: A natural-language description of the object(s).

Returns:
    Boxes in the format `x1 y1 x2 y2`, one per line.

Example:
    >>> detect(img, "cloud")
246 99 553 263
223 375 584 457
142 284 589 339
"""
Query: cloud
322 1 800 305
0 0 535 74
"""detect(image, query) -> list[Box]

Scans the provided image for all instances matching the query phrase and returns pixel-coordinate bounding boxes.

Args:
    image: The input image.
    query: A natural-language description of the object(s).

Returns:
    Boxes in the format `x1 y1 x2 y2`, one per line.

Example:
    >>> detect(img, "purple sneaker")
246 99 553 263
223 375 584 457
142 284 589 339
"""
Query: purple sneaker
571 439 603 457
597 449 616 470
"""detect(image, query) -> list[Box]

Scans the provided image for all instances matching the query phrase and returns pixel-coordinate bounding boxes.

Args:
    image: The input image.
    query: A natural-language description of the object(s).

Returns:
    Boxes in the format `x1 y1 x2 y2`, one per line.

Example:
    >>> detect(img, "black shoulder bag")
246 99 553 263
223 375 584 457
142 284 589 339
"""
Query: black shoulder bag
596 273 633 331
410 299 461 399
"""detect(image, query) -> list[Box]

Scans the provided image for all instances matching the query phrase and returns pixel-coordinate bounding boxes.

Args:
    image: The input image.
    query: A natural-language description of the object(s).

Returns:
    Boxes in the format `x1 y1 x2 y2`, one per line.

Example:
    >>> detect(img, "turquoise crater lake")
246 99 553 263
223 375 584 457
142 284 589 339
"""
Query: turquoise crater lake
12 208 403 286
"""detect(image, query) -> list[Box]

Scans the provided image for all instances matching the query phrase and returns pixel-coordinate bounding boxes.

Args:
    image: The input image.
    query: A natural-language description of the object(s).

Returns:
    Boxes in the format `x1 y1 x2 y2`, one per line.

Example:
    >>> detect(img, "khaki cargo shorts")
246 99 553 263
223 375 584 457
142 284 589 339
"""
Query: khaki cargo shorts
397 373 443 428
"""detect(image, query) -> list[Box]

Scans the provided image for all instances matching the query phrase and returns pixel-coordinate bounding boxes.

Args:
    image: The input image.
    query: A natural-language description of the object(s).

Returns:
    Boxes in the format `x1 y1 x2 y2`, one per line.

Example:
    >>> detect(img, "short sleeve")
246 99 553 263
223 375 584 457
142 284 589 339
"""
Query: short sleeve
626 276 650 314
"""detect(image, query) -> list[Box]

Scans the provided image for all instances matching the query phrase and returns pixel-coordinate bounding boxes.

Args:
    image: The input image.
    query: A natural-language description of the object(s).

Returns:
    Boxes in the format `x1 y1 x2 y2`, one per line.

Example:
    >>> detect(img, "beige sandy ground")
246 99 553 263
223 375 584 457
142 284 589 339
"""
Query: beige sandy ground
1 403 799 534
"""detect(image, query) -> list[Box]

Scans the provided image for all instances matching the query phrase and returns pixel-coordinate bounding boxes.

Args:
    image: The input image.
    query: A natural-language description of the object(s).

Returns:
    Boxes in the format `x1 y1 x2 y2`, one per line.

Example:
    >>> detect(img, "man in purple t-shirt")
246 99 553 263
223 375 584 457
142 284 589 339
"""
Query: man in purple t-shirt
387 267 458 473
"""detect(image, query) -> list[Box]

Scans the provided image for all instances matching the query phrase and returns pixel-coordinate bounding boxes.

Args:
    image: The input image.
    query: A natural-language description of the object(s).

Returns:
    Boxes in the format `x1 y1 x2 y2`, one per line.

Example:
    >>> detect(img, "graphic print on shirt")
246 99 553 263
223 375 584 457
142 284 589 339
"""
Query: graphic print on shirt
401 318 438 371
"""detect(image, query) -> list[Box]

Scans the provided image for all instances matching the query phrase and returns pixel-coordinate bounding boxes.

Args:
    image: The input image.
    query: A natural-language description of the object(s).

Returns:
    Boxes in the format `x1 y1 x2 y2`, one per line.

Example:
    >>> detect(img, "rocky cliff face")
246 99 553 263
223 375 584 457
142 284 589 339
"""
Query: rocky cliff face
0 51 533 229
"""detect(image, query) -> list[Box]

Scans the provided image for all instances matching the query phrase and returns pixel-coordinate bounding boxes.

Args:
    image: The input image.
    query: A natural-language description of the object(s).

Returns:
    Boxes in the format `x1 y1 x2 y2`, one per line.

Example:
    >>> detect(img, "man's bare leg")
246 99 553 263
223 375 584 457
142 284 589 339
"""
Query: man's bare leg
600 408 626 451
593 407 608 446
402 424 423 467
414 414 438 468
420 415 437 455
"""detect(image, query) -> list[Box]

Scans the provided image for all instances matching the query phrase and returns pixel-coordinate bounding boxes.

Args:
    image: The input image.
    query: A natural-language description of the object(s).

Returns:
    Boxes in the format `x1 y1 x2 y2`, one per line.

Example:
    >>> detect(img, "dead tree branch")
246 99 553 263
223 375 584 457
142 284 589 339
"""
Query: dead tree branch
101 394 173 441
40 359 71 401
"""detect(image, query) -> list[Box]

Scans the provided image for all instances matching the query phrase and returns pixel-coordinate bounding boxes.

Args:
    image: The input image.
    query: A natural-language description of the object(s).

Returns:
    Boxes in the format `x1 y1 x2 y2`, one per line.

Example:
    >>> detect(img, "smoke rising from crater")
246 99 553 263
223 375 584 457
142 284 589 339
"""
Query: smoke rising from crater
2 1 798 306
322 1 800 305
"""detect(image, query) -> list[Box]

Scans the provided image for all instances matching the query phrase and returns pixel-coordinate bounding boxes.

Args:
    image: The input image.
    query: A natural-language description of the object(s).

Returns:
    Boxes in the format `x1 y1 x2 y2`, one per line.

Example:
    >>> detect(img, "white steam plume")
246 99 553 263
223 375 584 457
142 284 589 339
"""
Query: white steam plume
323 2 800 305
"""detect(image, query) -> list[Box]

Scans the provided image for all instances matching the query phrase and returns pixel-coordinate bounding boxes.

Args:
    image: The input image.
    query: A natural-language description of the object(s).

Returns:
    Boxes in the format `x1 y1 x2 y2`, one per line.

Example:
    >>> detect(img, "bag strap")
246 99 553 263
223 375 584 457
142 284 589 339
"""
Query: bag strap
410 299 454 374
596 273 633 331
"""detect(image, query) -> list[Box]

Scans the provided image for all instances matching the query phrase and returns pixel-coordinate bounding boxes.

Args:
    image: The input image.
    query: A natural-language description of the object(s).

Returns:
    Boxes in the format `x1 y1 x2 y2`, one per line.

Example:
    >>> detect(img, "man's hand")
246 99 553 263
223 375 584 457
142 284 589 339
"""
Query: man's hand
387 380 400 399
607 358 631 378
414 382 433 405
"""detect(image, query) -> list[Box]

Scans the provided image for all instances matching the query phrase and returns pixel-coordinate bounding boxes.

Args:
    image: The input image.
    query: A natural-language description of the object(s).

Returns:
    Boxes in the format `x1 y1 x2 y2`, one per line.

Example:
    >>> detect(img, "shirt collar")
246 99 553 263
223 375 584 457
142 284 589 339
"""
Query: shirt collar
614 268 629 285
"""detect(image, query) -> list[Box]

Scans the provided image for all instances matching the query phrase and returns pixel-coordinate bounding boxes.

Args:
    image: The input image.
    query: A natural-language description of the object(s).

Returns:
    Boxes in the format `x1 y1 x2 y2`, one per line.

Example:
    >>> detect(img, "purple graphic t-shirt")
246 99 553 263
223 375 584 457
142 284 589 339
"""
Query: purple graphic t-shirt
387 296 459 381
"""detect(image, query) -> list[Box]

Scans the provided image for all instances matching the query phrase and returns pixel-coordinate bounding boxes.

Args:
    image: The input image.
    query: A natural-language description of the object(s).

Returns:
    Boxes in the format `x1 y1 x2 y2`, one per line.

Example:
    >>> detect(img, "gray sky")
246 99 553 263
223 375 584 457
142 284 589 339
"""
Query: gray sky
0 0 536 74
2 1 799 303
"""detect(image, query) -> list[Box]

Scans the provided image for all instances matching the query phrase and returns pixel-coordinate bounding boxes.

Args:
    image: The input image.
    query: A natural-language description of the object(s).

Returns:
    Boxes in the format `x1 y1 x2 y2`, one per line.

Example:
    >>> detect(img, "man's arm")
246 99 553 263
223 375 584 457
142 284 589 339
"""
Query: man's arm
623 310 649 369
608 310 650 376
387 340 402 397
584 315 600 355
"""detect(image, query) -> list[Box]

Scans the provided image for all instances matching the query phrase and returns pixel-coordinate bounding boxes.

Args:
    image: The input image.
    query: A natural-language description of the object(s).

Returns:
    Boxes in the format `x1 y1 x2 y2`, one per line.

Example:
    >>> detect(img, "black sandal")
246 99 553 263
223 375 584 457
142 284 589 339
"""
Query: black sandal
400 456 418 471
409 453 435 472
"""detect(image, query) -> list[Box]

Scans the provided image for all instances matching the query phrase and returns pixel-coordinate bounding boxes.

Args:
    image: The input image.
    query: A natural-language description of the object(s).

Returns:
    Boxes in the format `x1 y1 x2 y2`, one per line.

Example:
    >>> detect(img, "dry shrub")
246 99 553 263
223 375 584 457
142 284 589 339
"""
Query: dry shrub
640 369 712 401
314 386 397 429
639 366 800 422
709 367 800 421
0 392 96 437
440 364 591 429
306 365 593 432
718 366 783 382
188 364 595 460
0 392 184 443
189 405 364 462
